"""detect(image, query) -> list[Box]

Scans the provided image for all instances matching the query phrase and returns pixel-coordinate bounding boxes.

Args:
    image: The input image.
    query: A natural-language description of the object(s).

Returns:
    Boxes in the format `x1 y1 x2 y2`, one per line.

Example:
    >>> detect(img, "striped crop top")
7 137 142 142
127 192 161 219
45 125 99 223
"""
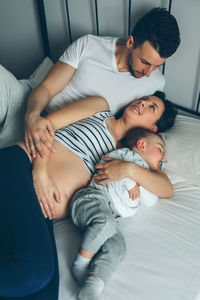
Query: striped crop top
54 110 116 175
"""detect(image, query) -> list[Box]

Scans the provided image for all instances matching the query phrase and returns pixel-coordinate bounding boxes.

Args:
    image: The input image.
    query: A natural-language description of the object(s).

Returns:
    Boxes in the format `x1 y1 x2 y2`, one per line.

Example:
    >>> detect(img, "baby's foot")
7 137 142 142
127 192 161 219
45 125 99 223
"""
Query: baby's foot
77 275 104 300
71 253 91 285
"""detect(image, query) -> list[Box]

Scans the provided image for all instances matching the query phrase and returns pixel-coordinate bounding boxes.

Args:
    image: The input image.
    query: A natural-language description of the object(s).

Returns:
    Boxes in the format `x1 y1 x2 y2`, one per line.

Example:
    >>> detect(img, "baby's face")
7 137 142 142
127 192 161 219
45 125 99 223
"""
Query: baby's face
142 135 165 170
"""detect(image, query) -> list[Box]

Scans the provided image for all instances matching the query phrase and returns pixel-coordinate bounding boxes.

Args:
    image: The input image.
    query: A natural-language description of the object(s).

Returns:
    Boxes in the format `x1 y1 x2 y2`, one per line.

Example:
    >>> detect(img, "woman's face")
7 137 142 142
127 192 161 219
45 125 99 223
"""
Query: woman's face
123 96 165 132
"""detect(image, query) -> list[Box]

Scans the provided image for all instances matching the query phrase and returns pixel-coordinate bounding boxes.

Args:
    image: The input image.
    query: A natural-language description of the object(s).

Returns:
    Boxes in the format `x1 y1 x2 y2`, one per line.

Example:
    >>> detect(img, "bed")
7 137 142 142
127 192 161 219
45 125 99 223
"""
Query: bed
1 1 200 300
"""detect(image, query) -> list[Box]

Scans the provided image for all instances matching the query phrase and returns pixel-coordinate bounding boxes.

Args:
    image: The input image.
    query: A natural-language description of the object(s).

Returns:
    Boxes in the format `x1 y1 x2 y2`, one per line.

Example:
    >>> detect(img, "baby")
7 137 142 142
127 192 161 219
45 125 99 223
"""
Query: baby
70 127 165 299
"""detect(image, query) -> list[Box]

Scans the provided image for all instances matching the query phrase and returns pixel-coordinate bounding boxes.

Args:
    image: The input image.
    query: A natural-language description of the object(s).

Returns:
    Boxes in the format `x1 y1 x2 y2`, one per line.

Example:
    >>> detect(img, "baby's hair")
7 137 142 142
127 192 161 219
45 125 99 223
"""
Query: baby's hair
119 127 164 149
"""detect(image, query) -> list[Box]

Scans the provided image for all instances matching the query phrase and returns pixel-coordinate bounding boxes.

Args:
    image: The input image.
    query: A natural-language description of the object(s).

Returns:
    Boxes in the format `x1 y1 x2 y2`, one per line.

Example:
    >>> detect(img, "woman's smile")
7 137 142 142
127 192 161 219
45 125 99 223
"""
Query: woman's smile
128 102 141 115
132 104 140 114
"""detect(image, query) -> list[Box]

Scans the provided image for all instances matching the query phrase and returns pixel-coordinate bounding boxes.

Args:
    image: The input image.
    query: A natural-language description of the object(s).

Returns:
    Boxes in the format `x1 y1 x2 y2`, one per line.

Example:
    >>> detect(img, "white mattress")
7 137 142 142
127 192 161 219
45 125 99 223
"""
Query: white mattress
54 150 200 299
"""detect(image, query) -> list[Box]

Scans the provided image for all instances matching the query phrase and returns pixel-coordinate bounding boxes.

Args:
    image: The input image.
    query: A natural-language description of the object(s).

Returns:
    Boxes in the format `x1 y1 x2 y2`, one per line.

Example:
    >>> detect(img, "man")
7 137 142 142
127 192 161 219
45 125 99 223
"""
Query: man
25 7 180 158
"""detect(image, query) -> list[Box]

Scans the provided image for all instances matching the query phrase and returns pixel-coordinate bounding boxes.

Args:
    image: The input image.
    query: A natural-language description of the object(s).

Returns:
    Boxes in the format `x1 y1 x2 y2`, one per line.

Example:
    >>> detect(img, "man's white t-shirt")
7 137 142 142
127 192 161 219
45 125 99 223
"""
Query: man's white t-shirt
47 34 165 114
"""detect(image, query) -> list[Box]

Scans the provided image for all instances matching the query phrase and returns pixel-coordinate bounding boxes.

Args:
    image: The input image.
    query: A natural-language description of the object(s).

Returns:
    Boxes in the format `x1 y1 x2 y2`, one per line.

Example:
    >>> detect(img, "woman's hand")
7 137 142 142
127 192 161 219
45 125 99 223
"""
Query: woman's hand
25 113 56 159
94 156 131 184
128 183 140 200
95 156 173 198
32 170 61 219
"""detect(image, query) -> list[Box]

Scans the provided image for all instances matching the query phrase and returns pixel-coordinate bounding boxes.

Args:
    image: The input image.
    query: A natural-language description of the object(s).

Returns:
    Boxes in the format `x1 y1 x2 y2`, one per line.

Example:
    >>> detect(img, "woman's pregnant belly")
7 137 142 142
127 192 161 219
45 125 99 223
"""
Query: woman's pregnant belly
18 140 91 219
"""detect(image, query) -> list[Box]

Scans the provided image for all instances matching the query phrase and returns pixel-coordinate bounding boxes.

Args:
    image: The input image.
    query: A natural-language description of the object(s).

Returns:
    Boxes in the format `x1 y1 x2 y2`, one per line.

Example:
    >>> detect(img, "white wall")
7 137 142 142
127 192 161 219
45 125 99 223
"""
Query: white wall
0 0 44 78
164 0 200 111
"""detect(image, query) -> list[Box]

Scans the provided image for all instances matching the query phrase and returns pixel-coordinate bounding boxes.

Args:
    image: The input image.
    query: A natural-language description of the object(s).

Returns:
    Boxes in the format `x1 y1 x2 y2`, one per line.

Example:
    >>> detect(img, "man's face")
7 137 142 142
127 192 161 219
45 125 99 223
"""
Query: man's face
127 40 166 78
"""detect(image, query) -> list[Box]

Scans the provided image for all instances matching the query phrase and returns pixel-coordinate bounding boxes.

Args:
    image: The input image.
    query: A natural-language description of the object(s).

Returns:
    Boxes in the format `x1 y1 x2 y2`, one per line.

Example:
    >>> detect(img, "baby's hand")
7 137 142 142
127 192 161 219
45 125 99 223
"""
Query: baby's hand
128 183 140 200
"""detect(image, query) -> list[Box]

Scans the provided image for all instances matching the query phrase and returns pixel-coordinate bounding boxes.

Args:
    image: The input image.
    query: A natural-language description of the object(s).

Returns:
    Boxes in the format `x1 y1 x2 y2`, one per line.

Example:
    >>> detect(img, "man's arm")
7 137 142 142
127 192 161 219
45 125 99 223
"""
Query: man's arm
25 61 76 158
94 157 173 198
29 94 109 160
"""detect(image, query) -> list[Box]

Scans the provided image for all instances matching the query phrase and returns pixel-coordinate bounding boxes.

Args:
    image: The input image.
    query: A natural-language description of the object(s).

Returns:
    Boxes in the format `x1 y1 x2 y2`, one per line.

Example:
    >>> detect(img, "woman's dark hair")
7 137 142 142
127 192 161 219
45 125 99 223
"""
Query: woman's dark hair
115 90 177 133
131 7 180 58
153 91 177 132
120 127 164 149
115 103 130 120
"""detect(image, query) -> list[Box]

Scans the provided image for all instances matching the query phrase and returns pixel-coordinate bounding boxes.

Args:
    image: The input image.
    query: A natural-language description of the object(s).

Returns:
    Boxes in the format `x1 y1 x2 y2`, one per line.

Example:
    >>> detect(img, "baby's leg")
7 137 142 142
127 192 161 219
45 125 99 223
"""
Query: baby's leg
89 229 126 282
71 187 117 285
78 230 126 300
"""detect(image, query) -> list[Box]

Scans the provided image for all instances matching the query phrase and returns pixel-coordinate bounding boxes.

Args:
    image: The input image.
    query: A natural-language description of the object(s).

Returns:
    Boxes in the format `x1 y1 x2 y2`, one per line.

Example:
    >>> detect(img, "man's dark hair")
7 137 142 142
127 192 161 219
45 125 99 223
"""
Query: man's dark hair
131 7 180 58
153 91 177 132
115 90 177 133
120 127 164 150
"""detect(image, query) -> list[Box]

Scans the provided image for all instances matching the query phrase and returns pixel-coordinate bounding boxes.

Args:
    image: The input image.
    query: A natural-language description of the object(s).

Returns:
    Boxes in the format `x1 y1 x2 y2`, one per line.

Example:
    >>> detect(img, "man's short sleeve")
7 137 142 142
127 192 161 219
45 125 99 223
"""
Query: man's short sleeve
59 34 89 69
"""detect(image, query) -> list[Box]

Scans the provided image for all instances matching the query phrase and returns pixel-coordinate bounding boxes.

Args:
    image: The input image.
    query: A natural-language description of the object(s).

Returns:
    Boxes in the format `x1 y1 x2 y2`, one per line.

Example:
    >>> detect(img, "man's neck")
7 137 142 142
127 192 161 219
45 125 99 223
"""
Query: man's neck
115 39 129 72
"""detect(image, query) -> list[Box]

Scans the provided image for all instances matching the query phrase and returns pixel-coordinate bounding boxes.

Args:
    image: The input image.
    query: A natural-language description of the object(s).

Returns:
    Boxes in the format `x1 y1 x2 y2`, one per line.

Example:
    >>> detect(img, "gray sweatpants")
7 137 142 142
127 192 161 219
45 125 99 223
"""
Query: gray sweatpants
0 61 52 148
70 186 126 282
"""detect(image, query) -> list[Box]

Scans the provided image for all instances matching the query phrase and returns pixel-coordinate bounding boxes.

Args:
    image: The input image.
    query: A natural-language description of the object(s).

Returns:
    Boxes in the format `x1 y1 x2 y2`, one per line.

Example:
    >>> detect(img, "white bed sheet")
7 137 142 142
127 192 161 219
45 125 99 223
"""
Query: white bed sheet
54 169 200 300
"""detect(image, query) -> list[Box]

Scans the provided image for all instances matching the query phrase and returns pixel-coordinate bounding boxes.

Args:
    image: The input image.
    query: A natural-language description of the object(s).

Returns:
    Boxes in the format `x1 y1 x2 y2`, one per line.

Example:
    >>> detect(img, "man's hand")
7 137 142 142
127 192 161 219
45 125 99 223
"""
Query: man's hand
25 114 56 158
128 183 140 200
32 170 61 219
94 156 130 184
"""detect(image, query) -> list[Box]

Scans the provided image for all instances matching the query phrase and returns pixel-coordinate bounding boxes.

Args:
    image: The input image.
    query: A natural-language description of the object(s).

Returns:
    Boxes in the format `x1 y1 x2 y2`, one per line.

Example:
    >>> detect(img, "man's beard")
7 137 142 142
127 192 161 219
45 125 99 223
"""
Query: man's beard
127 51 144 78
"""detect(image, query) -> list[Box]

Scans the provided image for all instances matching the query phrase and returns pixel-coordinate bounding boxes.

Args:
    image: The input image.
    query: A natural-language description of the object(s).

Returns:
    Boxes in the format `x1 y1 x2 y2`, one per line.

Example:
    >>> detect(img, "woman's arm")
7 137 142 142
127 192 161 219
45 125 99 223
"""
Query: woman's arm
94 157 173 198
47 96 109 130
25 61 76 158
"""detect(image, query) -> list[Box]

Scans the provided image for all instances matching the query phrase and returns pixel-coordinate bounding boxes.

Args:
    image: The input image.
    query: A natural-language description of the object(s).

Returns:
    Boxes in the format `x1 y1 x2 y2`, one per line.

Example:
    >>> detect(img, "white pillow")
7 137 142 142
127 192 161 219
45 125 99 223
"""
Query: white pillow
162 114 200 187
28 57 54 89
0 65 31 147
0 57 54 148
